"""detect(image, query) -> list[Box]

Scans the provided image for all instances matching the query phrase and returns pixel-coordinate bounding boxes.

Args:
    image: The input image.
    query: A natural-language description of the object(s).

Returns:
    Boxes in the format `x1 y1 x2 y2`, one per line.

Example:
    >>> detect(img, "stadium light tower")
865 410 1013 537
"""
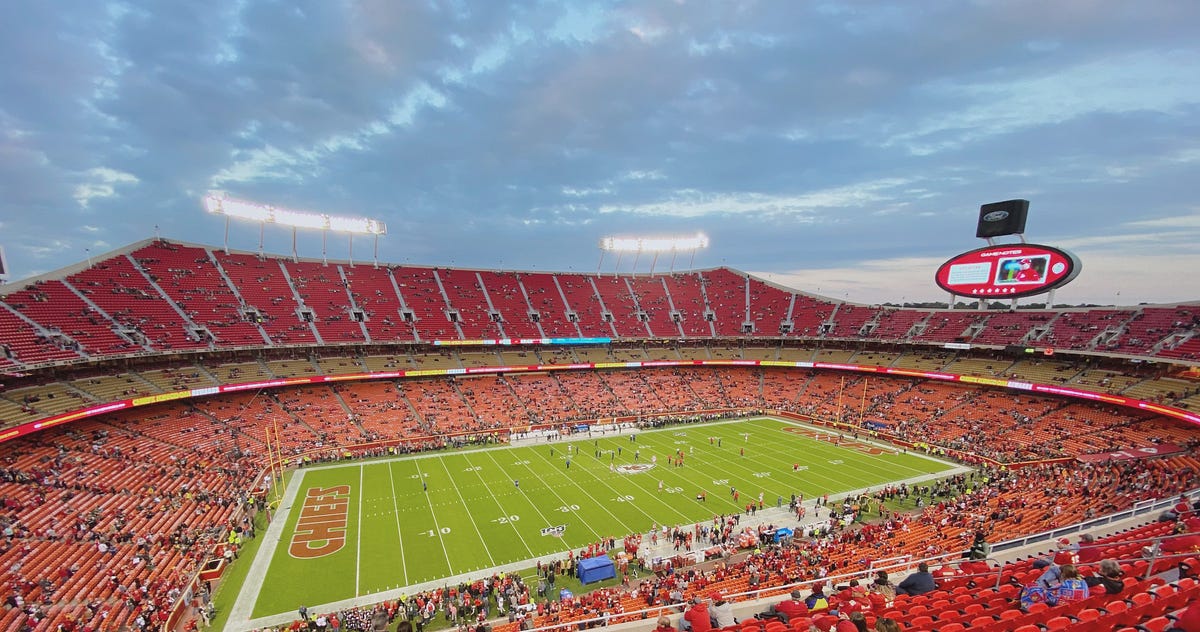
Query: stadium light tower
203 192 387 266
597 232 709 275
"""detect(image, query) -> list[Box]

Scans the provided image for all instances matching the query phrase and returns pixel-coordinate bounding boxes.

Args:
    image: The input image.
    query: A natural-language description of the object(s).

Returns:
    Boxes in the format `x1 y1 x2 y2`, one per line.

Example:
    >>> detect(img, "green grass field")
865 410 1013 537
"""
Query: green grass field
248 417 955 618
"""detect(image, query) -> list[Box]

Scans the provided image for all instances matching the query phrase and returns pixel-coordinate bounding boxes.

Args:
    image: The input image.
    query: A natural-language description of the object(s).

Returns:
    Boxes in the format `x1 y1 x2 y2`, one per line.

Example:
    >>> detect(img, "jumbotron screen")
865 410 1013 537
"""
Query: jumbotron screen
935 243 1081 299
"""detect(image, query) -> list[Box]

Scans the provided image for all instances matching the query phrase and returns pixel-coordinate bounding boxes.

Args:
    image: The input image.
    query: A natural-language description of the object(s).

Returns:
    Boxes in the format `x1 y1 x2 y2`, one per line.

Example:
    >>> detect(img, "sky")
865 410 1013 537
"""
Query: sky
1 0 1199 306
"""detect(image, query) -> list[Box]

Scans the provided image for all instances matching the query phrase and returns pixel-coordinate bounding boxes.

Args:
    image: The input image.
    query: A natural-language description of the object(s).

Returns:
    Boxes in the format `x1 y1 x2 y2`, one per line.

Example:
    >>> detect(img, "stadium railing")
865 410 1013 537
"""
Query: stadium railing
506 487 1200 632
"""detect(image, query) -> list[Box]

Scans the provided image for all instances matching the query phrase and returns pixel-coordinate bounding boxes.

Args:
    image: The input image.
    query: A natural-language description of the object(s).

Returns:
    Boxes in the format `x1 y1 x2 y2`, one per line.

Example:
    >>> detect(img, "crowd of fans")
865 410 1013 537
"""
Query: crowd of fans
0 364 1198 632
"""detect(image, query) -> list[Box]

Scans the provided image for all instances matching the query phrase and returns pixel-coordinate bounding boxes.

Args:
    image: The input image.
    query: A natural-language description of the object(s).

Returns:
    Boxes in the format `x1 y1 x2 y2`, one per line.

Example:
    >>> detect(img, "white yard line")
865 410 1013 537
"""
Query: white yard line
703 422 876 496
228 462 974 632
525 444 634 539
224 416 968 632
479 449 564 545
385 461 409 585
555 441 693 526
438 457 496 567
463 453 536 560
223 468 307 631
355 464 364 597
415 461 454 570
771 416 960 473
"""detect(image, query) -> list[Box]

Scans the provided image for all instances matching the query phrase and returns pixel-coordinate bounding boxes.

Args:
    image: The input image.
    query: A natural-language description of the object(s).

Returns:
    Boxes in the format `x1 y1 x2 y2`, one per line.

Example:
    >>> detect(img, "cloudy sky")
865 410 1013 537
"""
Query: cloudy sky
1 0 1198 306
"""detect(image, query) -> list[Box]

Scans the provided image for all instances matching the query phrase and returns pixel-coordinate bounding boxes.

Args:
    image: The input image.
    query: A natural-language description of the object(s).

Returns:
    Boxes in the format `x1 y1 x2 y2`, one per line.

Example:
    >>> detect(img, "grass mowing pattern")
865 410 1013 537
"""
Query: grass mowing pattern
251 417 952 617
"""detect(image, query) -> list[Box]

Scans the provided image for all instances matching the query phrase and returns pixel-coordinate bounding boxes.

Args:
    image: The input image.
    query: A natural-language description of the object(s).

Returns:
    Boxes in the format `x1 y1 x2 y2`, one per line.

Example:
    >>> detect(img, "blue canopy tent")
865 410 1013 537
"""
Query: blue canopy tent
577 556 616 584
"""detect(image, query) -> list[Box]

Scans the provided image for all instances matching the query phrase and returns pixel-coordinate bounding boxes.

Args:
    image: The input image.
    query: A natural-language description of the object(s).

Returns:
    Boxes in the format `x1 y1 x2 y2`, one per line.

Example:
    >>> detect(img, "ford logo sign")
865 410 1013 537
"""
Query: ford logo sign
983 210 1009 222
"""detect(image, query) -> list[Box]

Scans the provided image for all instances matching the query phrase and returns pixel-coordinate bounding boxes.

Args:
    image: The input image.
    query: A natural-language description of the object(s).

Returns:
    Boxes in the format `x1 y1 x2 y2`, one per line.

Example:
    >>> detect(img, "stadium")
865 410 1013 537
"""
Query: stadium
4 3 1200 632
0 233 1199 632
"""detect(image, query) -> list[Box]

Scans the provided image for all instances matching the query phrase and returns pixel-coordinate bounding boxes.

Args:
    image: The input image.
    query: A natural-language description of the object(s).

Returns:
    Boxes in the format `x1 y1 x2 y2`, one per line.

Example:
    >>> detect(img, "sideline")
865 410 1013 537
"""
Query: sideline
223 467 308 630
221 416 966 632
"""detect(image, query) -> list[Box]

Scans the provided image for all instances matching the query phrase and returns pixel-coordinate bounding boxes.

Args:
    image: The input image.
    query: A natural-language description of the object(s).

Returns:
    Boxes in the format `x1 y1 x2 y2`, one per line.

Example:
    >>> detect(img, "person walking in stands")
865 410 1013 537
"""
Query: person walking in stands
895 562 935 596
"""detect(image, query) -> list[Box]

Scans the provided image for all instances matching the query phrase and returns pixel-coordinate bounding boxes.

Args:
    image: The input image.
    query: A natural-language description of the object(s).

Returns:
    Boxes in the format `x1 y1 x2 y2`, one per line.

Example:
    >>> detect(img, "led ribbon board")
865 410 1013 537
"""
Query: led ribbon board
935 243 1081 299
6 359 1198 445
433 338 612 346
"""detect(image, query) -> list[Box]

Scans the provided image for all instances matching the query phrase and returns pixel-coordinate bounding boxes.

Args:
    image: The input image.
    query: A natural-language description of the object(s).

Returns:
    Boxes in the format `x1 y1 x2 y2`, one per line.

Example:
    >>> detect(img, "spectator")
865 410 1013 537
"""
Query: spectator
874 618 902 632
1054 565 1089 604
653 615 675 632
895 563 935 596
1053 538 1080 565
761 590 808 624
967 530 991 560
681 596 712 632
831 580 869 615
1076 533 1103 564
837 612 868 632
1084 559 1125 595
811 614 839 632
709 593 735 628
1173 600 1200 632
804 584 830 611
866 581 895 612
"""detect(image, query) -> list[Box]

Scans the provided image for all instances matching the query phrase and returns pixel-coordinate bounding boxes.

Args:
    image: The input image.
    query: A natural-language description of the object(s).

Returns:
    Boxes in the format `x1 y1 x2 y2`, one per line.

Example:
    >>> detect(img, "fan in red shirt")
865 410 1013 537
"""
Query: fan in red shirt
1053 538 1080 565
682 596 712 632
764 590 809 623
1076 534 1104 564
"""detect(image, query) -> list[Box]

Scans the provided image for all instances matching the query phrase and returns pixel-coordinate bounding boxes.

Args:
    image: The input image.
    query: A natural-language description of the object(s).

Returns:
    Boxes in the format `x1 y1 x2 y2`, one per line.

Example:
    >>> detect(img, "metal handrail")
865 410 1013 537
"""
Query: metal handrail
514 496 1199 632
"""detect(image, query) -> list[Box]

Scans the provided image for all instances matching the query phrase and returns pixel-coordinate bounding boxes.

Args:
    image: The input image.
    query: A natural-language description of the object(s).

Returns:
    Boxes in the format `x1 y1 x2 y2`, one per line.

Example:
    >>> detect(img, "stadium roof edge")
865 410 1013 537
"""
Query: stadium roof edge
0 235 741 296
1 236 1198 310
0 237 160 297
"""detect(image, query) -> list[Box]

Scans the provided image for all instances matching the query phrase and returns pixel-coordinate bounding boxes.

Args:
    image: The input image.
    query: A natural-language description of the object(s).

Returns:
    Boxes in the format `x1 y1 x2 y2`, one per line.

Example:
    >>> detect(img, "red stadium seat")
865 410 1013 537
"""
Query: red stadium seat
1139 617 1172 632
1043 616 1072 630
908 615 934 629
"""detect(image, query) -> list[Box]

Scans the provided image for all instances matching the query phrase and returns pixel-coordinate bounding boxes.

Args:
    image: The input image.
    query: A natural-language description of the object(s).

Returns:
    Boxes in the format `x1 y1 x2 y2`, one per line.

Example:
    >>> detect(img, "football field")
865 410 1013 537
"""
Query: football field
240 417 957 619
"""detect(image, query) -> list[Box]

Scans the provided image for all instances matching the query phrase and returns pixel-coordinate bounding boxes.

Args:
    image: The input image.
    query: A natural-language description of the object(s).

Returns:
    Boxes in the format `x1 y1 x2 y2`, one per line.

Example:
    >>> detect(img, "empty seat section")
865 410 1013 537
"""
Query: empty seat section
702 268 747 336
5 280 135 356
212 251 316 344
341 265 417 342
438 268 503 339
662 273 713 337
474 271 543 338
553 273 611 337
284 261 367 343
592 275 648 338
133 242 265 346
391 266 457 341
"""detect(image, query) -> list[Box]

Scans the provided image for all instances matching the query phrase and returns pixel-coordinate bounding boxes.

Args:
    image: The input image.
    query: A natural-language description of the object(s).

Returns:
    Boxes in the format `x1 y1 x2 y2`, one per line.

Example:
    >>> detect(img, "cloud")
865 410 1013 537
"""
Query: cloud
0 0 1196 312
886 50 1200 155
599 178 916 219
73 167 139 208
